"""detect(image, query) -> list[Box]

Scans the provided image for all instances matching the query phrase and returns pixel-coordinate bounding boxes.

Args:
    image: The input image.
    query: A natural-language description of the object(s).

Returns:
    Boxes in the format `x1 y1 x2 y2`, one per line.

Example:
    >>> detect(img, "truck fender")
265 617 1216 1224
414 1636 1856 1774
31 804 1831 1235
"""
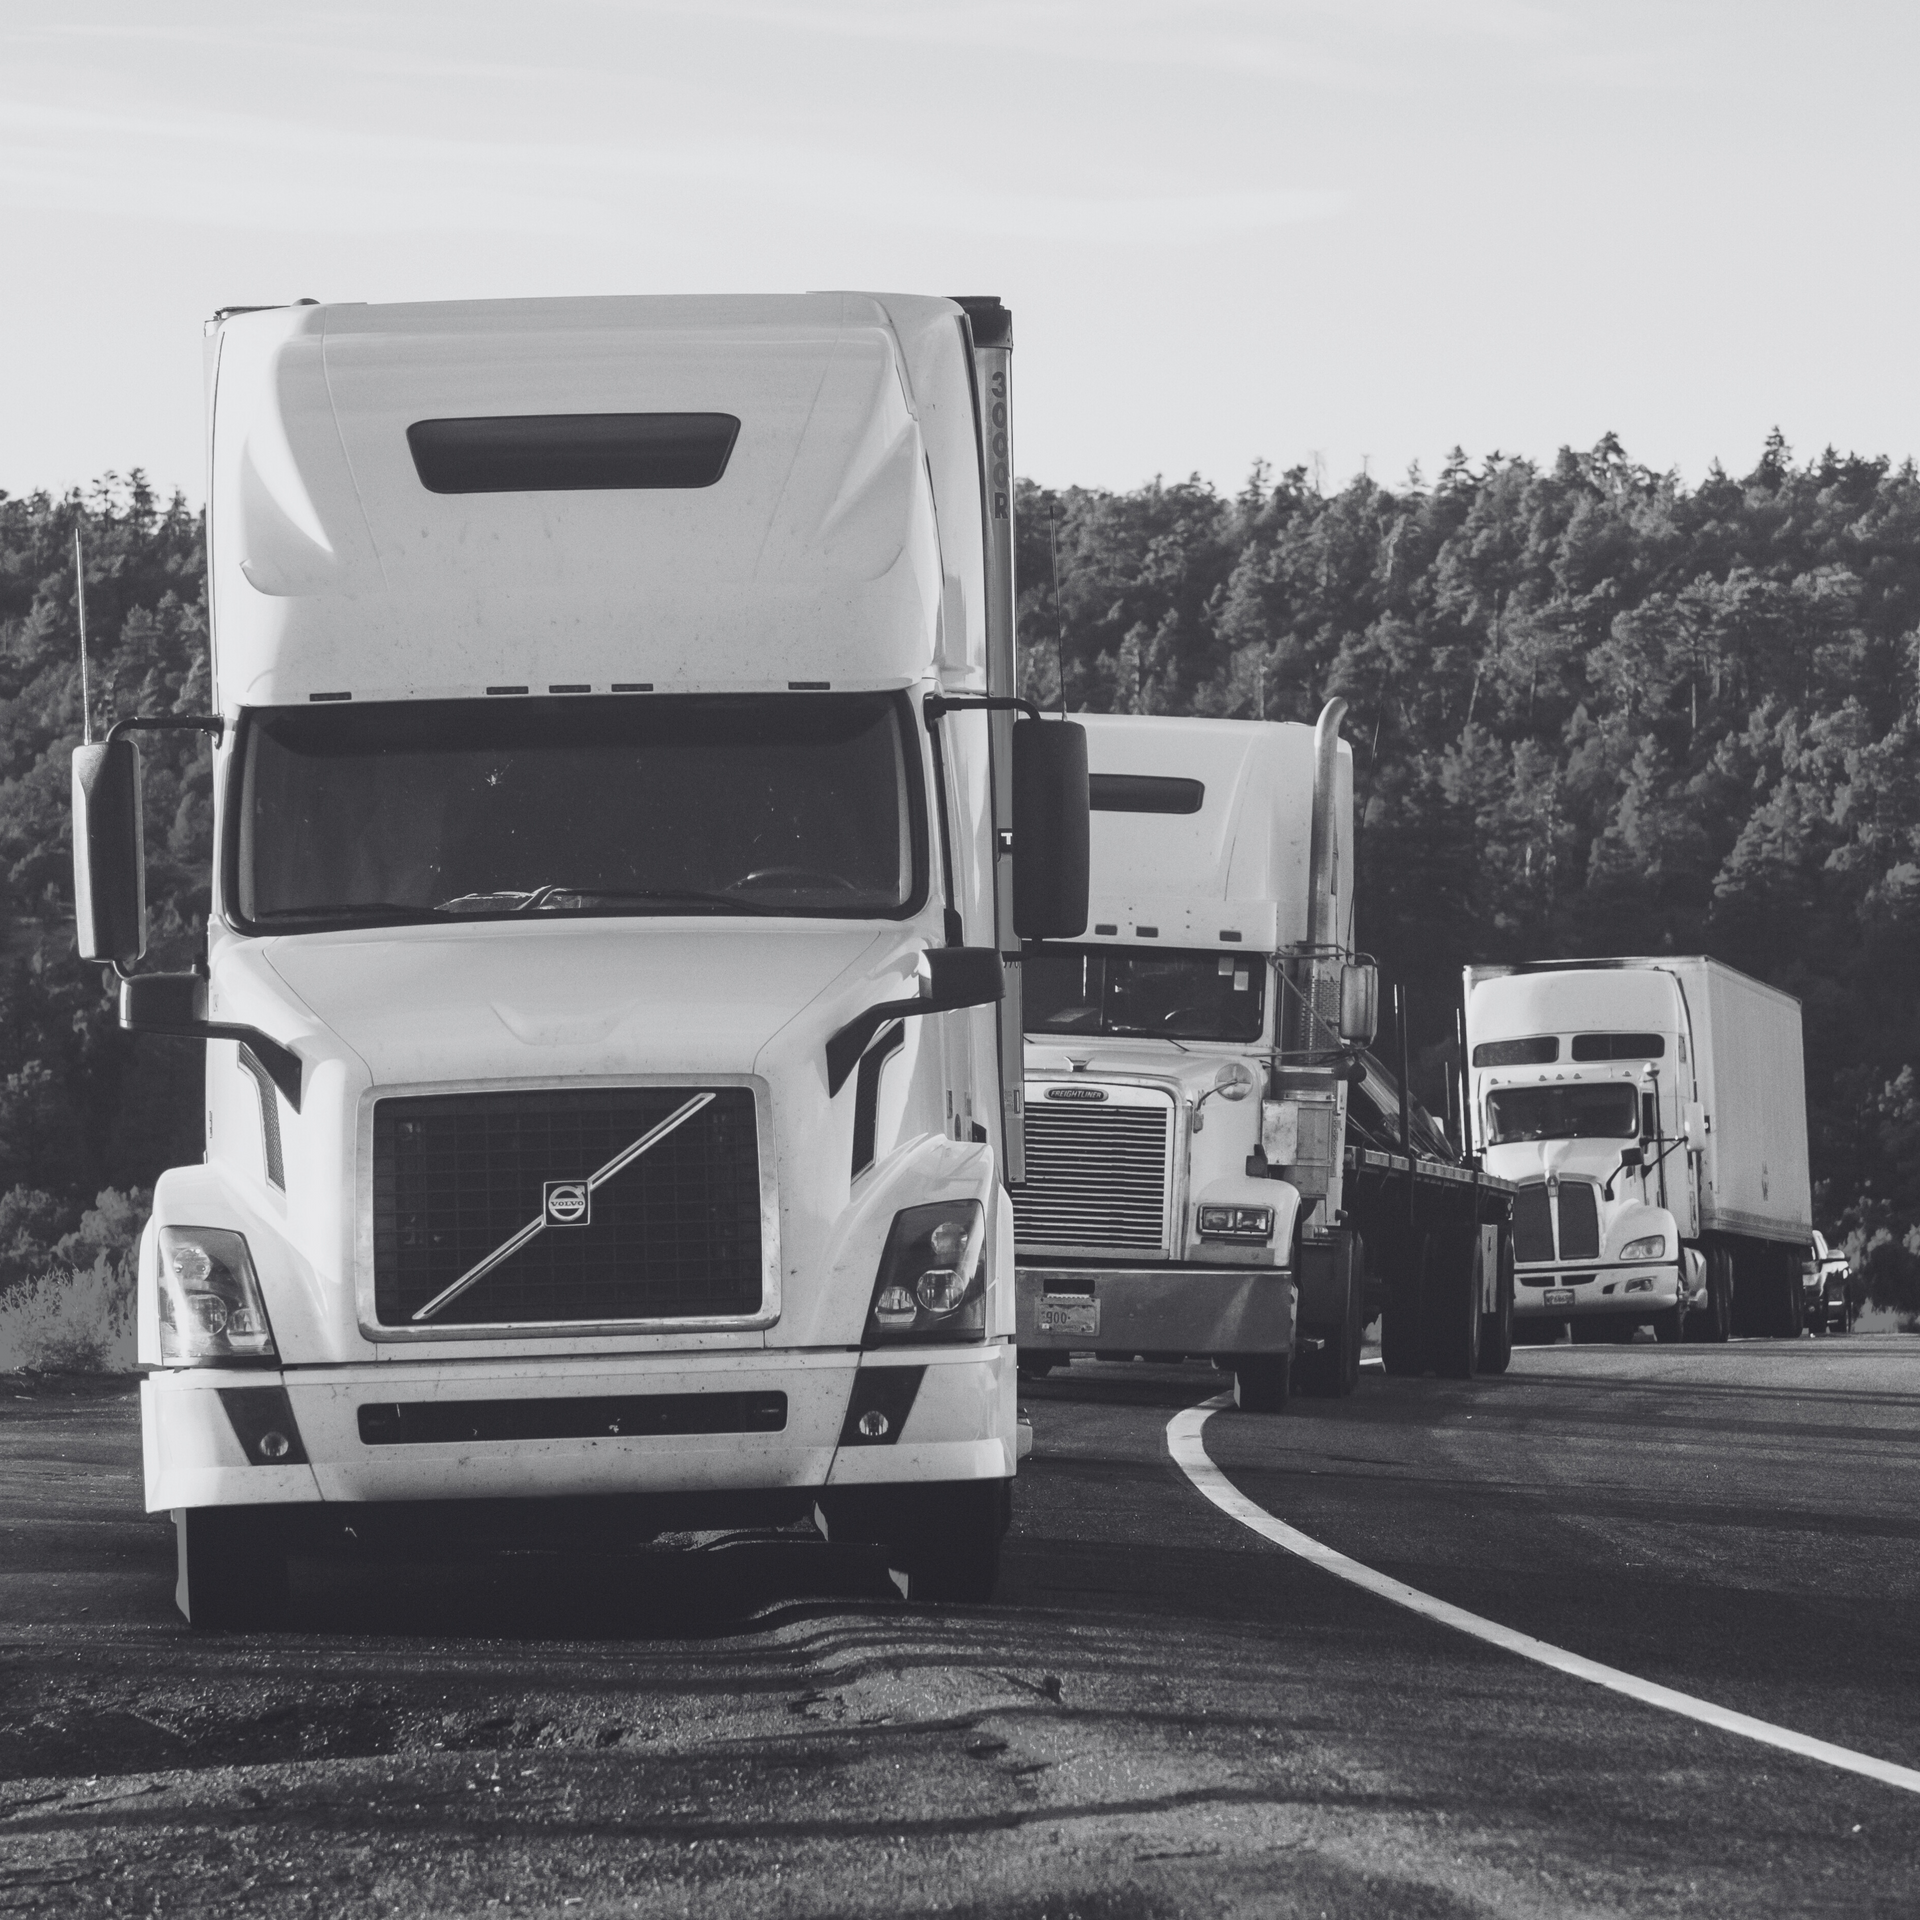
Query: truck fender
1189 1173 1304 1268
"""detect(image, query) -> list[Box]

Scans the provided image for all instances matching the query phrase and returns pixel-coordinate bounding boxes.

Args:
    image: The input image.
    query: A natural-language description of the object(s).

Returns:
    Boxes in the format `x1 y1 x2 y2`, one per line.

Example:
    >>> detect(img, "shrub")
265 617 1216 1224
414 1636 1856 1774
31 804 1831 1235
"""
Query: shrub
0 1262 135 1373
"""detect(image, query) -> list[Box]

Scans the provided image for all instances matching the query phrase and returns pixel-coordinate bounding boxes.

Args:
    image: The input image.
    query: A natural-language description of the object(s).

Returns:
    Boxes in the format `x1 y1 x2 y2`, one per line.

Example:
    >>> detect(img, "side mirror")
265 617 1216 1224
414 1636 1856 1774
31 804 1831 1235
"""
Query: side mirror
1683 1103 1707 1151
1619 1147 1643 1170
1011 719 1089 940
1338 961 1379 1046
72 739 147 965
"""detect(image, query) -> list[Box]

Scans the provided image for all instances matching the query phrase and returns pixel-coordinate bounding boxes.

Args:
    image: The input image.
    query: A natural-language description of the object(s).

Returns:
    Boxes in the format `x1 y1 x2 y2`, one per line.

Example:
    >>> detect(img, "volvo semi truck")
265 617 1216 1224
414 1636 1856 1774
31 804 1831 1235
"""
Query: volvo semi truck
71 292 1091 1623
1011 706 1515 1409
1463 958 1812 1342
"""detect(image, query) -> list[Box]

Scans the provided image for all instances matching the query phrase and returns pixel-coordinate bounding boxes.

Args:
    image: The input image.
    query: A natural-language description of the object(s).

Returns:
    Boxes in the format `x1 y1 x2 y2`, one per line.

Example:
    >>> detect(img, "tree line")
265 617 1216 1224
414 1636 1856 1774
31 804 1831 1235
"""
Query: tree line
1015 437 1920 1307
4 439 1920 1304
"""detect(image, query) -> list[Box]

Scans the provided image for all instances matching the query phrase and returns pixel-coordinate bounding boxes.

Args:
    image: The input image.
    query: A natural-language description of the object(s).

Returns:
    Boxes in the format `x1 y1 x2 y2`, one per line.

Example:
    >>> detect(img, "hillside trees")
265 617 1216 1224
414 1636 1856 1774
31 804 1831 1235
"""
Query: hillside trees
1018 440 1920 1306
6 439 1920 1307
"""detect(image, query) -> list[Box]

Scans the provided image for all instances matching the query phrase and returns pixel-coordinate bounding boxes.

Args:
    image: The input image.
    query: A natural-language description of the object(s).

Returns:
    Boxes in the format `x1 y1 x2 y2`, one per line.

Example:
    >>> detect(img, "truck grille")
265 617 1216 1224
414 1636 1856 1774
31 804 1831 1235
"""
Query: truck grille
1556 1181 1600 1260
1512 1179 1601 1264
1513 1183 1553 1263
372 1086 762 1327
1013 1090 1173 1256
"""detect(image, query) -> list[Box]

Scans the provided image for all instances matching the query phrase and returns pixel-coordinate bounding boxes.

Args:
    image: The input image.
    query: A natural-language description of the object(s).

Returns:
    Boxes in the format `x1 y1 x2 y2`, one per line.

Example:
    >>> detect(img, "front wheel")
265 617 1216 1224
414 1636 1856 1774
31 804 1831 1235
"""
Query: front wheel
884 1480 1010 1604
1687 1245 1732 1343
1231 1355 1291 1414
174 1506 290 1630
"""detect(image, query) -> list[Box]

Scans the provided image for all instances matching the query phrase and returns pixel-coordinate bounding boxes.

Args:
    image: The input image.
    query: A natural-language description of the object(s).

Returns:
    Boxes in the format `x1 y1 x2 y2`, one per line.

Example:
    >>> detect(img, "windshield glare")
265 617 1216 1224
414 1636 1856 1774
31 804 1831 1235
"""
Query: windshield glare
1024 947 1266 1043
1486 1082 1639 1145
233 693 923 927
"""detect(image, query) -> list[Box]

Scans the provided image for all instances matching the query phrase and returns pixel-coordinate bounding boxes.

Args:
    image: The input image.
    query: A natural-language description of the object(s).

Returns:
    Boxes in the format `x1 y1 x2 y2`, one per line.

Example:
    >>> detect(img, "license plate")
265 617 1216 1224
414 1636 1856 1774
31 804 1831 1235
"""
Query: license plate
1037 1296 1099 1335
1542 1289 1575 1307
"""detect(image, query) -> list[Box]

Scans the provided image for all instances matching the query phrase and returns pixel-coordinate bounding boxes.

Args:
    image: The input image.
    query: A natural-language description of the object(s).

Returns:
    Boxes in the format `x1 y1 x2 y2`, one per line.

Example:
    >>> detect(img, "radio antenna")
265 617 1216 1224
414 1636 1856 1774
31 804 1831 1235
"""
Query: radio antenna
73 525 92 746
1048 503 1067 714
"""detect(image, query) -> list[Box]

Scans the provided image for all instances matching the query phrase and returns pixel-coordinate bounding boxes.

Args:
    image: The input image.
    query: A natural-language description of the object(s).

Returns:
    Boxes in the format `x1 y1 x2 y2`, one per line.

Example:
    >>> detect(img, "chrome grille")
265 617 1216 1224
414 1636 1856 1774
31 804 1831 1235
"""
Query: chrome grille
1557 1181 1600 1260
1513 1182 1553 1263
1013 1091 1173 1255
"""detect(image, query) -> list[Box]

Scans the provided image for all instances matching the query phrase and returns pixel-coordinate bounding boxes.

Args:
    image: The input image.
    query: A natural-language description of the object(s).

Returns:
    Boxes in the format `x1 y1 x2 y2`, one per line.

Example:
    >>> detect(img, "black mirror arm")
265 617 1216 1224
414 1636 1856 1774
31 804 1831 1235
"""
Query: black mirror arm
923 694 1044 728
117 974 303 1111
105 714 225 745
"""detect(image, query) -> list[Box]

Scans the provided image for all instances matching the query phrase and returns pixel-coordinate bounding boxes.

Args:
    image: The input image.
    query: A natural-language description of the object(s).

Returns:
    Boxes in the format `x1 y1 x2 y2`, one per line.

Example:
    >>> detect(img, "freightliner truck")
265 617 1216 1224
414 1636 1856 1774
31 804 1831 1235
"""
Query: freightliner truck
70 292 1092 1622
1011 705 1516 1409
1464 958 1813 1342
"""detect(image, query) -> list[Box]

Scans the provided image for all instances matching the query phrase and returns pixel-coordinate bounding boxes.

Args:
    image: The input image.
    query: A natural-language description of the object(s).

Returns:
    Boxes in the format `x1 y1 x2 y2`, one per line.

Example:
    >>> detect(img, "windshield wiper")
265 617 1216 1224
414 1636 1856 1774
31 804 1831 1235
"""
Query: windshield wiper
435 885 789 918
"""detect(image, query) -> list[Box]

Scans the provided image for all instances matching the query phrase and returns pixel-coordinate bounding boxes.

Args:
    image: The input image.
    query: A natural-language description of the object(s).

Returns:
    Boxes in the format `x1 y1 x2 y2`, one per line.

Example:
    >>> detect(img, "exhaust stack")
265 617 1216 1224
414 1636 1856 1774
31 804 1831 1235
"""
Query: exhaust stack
1306 697 1347 954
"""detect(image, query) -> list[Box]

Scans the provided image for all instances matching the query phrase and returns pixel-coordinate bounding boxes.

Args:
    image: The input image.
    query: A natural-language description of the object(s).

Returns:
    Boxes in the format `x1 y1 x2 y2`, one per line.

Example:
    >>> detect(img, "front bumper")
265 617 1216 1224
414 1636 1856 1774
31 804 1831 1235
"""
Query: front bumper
140 1345 1015 1513
1514 1263 1684 1318
1016 1265 1295 1357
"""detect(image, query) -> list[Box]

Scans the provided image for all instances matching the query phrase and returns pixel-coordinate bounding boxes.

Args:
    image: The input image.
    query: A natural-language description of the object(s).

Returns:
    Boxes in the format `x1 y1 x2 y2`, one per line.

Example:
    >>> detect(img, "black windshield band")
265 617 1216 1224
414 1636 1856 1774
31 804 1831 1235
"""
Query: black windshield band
220 691 929 937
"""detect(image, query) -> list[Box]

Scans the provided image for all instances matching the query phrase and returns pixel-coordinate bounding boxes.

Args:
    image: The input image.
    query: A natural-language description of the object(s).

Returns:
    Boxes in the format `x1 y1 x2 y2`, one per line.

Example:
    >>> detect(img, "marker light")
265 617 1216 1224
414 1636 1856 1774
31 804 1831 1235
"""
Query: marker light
863 1201 987 1347
157 1227 277 1364
1619 1234 1667 1261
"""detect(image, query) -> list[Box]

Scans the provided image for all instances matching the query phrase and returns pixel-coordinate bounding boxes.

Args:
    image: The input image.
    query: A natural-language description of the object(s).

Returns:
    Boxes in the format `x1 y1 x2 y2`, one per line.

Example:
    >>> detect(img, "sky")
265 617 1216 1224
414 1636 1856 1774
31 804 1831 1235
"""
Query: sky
3 0 1918 502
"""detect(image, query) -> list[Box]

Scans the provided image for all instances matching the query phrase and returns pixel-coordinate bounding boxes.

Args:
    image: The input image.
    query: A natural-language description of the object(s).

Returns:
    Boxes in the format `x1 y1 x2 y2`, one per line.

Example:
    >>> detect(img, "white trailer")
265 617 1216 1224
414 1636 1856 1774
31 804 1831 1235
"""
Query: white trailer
70 292 1092 1622
1464 958 1812 1341
1014 706 1516 1409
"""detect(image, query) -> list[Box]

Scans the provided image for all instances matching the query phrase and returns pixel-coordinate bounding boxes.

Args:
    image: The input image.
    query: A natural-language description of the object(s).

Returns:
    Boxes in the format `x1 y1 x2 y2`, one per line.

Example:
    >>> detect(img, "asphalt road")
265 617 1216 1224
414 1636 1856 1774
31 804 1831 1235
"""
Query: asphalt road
3 1336 1917 1917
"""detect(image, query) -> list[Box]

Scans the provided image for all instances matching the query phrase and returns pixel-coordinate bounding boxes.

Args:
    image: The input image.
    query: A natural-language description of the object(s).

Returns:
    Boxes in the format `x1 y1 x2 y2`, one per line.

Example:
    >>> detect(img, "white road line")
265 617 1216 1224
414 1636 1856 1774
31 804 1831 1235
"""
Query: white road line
1167 1394 1920 1797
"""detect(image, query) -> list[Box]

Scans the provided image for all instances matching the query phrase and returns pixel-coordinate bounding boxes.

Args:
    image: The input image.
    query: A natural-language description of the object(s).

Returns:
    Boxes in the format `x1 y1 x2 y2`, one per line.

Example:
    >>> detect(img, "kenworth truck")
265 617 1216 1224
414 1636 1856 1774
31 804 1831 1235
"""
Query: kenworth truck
1464 959 1812 1342
70 292 1091 1623
1011 705 1515 1409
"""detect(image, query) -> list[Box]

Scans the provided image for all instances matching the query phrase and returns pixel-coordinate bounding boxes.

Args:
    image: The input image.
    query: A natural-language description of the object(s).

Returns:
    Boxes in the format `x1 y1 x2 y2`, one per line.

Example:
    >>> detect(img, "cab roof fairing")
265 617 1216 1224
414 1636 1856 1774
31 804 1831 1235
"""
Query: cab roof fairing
1070 714 1351 954
1465 967 1683 1046
205 293 979 708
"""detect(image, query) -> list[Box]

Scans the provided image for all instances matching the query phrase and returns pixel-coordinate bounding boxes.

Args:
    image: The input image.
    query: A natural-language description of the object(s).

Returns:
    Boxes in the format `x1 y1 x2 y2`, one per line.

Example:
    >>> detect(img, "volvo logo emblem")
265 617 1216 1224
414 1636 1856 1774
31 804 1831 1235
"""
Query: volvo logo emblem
1046 1085 1108 1102
543 1180 590 1226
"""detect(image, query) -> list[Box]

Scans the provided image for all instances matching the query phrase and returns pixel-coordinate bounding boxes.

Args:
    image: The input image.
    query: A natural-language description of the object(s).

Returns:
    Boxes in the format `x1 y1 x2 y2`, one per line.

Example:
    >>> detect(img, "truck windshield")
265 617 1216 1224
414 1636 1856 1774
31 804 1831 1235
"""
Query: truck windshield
1485 1083 1639 1144
232 693 924 929
1023 947 1265 1043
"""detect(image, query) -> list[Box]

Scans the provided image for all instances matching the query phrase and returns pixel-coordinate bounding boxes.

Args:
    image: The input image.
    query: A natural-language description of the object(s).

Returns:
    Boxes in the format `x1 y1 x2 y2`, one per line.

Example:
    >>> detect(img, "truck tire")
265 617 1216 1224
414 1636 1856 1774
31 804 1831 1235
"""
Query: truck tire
1293 1234 1364 1398
1231 1355 1291 1414
1689 1245 1732 1343
1424 1225 1483 1380
885 1480 1009 1604
1478 1229 1515 1376
1651 1305 1684 1343
174 1506 290 1630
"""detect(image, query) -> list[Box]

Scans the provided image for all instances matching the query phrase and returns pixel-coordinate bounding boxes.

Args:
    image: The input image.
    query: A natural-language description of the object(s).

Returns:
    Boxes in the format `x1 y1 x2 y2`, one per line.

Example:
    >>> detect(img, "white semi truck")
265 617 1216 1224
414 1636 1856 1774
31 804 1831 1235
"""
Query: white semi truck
1012 707 1516 1408
70 292 1092 1623
1463 958 1812 1342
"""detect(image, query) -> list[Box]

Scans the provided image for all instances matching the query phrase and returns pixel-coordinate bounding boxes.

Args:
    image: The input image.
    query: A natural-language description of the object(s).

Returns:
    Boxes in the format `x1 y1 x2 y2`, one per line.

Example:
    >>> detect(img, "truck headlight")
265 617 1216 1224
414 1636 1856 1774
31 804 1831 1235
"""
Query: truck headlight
1619 1234 1667 1261
863 1201 987 1347
1197 1205 1274 1241
157 1227 278 1364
